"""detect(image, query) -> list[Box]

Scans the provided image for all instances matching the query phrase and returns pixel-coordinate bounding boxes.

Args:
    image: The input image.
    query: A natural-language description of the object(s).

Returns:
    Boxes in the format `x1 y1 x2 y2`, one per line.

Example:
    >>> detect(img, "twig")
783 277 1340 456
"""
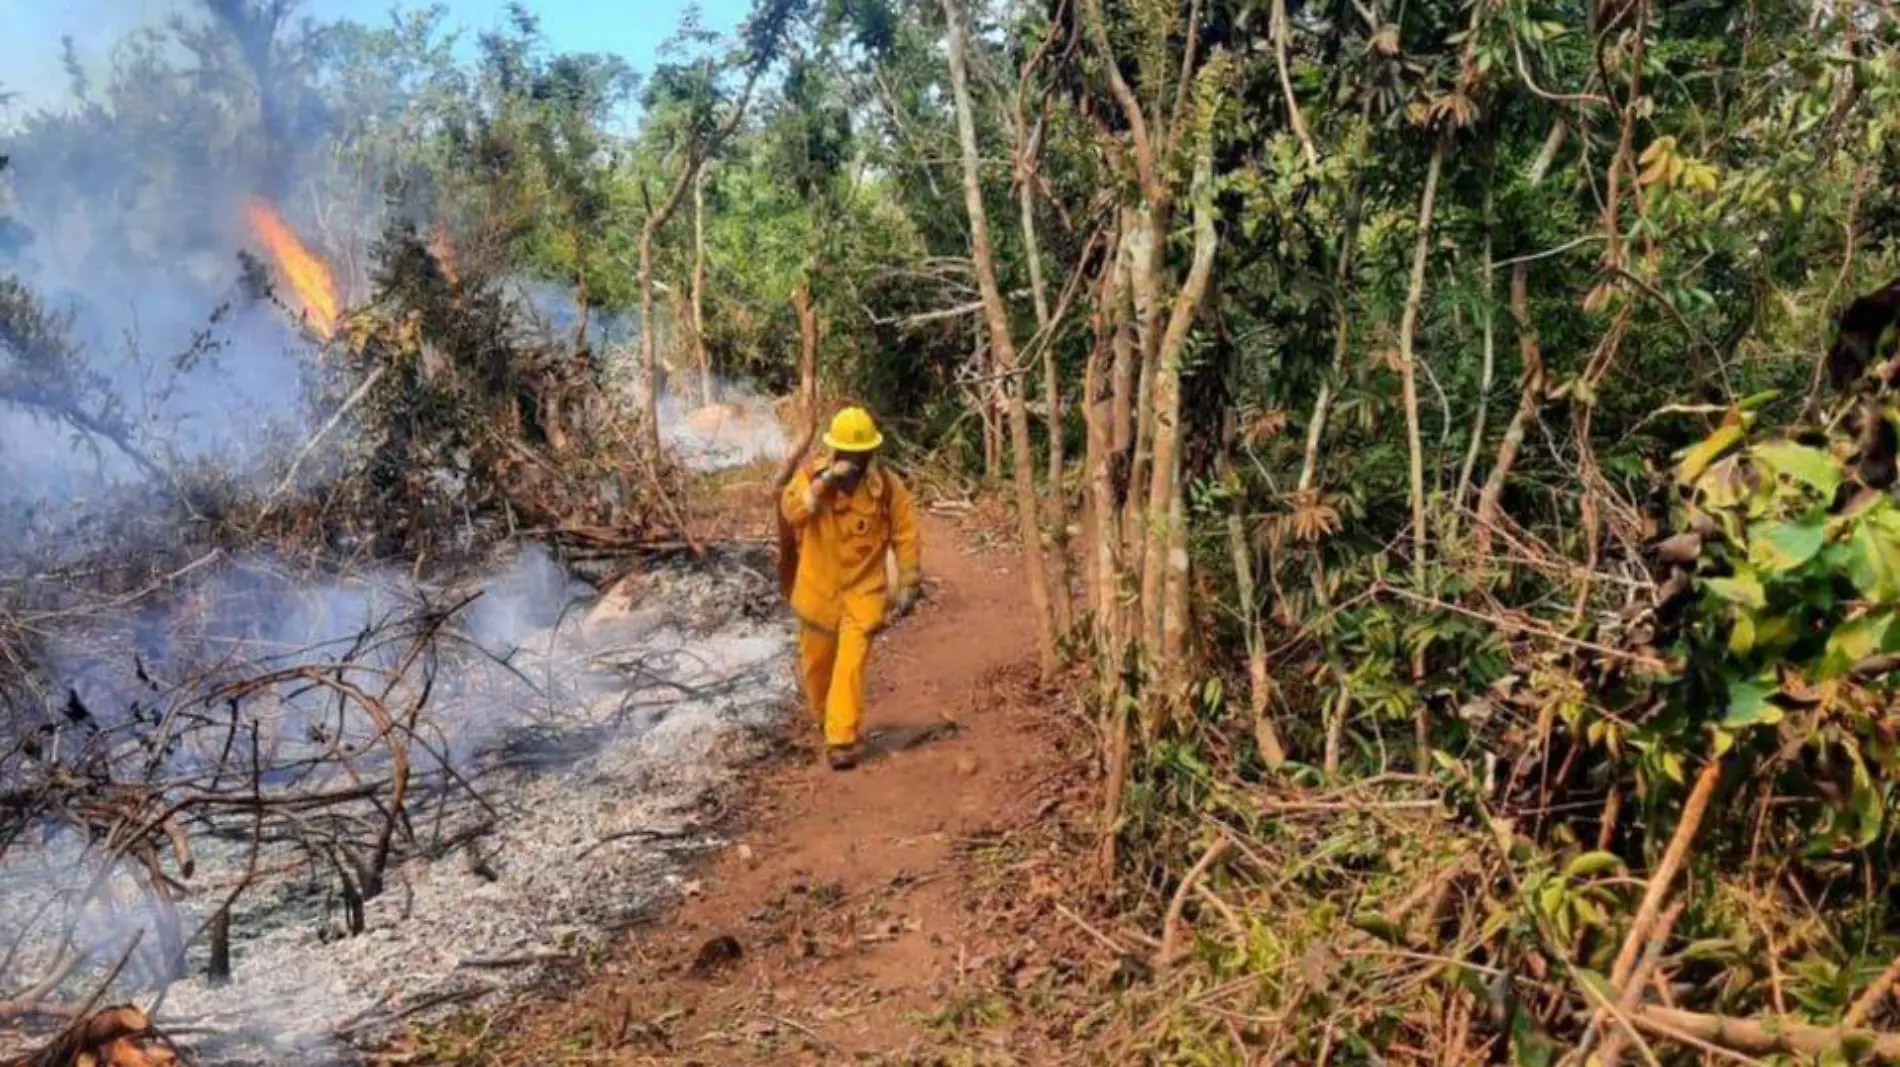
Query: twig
1608 756 1722 991
1847 953 1900 1029
1593 900 1687 1067
456 951 577 970
1054 901 1133 957
1159 838 1230 966
258 364 389 520
1625 1005 1900 1063
761 1013 840 1052
1378 584 1667 669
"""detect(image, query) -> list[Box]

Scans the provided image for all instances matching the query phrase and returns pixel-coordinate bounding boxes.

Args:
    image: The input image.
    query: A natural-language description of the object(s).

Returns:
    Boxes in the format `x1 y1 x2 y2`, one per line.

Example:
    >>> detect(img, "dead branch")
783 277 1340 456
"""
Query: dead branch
1626 1005 1900 1062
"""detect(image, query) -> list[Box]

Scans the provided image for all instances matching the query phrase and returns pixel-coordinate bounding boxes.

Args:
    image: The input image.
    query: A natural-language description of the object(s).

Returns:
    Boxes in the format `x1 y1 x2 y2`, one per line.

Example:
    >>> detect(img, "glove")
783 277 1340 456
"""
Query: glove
824 458 861 483
892 584 919 617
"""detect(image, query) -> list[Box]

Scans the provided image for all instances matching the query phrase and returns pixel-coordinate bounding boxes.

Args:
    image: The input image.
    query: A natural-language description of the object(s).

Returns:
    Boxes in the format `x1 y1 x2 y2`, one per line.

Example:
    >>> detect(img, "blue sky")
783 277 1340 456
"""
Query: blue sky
0 0 752 113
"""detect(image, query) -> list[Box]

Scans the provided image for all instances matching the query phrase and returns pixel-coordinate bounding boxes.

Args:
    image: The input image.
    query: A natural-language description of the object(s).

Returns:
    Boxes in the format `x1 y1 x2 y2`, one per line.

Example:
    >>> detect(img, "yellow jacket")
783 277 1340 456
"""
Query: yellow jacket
780 459 922 633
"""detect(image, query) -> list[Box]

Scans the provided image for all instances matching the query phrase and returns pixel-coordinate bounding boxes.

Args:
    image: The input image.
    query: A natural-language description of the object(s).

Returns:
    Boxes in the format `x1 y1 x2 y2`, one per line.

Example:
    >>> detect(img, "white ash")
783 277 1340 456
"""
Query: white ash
0 551 795 1064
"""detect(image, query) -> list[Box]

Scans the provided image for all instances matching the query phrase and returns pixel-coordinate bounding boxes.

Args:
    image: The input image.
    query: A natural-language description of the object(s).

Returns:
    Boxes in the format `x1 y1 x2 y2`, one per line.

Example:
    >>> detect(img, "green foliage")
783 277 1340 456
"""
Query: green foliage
1663 409 1900 859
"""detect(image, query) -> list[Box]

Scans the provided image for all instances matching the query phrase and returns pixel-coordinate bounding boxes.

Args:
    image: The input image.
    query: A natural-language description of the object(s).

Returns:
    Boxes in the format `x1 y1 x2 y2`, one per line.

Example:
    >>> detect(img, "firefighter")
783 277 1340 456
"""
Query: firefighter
779 407 922 769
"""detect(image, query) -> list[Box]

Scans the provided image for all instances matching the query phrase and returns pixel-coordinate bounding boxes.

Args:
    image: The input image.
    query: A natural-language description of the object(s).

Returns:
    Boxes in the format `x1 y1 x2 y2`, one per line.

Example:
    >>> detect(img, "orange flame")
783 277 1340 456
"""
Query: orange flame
430 223 459 286
243 198 339 339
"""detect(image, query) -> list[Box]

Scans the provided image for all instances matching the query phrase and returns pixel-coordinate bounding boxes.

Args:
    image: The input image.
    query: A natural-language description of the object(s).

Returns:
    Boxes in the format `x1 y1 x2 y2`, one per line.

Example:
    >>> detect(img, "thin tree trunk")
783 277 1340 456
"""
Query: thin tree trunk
1220 422 1286 767
775 273 823 600
1083 257 1131 881
1473 113 1566 563
1397 137 1446 582
1162 487 1189 665
1086 245 1125 643
692 162 713 406
980 339 1002 484
1295 98 1369 495
1124 207 1162 585
1452 181 1497 533
1111 216 1138 456
1139 138 1220 681
1020 157 1075 636
793 272 819 420
1475 262 1546 561
1270 0 1319 168
1121 230 1158 634
944 0 1059 680
638 222 664 458
1097 234 1135 650
634 59 764 460
572 230 591 352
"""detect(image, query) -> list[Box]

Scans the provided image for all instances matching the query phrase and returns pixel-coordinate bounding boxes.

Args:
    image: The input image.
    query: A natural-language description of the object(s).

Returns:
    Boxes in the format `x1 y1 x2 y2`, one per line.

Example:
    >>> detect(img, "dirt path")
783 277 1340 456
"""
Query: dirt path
472 509 1078 1065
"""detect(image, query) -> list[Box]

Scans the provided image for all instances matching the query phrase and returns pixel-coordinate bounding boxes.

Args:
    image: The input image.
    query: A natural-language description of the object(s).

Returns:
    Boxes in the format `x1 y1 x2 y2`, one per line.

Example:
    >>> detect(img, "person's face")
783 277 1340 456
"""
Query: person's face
835 449 875 491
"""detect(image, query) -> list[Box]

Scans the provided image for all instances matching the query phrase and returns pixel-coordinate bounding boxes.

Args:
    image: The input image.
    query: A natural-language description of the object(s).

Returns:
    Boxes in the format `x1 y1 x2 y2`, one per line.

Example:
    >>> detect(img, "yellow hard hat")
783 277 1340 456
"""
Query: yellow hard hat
823 406 884 453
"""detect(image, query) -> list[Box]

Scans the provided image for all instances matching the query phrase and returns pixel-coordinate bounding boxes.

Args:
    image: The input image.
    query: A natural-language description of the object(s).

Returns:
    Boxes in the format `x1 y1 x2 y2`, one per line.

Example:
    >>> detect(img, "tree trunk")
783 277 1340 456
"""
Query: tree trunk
1096 233 1135 649
944 0 1059 680
1162 485 1189 668
1121 210 1160 590
1139 141 1220 674
1085 254 1123 644
1397 137 1446 582
632 57 764 461
1220 420 1286 769
1297 188 1361 495
796 276 819 414
1019 161 1075 636
1474 262 1545 561
1451 182 1497 535
572 229 591 352
692 162 713 406
775 273 823 601
1110 215 1138 456
638 221 663 459
980 338 1002 484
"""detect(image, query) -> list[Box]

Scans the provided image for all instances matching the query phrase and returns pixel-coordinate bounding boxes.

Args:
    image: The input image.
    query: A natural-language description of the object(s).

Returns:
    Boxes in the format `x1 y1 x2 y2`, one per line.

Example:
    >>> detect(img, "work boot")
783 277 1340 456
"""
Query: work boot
826 744 859 771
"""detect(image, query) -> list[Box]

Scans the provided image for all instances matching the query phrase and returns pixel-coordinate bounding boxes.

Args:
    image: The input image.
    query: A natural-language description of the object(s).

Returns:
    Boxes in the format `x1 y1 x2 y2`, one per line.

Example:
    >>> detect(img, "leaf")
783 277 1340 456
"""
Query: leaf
1723 676 1783 729
1749 519 1827 574
1713 727 1735 756
1821 614 1894 680
1678 424 1744 485
1728 610 1757 655
1679 938 1740 962
1705 569 1766 610
1847 516 1900 603
1849 755 1884 848
1752 441 1843 498
1637 151 1672 188
1575 968 1614 1004
1351 913 1405 944
1571 894 1608 929
1563 851 1625 880
1661 751 1686 784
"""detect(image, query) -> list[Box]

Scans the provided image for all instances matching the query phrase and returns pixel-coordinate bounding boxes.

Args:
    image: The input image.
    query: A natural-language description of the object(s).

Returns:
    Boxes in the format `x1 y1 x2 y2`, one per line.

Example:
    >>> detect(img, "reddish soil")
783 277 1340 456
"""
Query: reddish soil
441 502 1101 1066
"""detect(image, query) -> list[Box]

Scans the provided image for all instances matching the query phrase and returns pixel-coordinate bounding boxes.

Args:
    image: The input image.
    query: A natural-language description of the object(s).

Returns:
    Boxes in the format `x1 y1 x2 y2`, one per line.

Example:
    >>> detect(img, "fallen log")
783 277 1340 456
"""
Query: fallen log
1628 1004 1900 1062
3 1006 177 1067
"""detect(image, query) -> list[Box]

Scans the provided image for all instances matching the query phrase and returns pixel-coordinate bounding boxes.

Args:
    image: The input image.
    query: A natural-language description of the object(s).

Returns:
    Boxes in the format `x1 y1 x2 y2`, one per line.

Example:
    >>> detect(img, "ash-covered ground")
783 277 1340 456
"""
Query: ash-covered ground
0 542 795 1064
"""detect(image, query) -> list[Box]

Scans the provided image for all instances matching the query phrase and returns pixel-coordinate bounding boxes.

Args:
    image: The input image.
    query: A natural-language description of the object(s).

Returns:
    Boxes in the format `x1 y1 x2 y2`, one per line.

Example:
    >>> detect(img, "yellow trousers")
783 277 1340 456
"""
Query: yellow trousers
798 621 871 747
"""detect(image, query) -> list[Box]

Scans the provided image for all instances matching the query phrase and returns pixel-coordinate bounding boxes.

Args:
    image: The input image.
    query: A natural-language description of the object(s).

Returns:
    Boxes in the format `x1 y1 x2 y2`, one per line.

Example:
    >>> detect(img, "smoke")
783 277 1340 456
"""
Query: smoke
0 1 355 510
0 6 810 1061
660 381 792 471
0 538 795 1060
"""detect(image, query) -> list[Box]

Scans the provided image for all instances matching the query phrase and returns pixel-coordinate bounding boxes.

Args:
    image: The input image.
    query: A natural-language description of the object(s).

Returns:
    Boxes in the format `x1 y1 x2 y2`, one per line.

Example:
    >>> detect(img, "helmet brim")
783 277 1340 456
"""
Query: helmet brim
823 432 884 453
